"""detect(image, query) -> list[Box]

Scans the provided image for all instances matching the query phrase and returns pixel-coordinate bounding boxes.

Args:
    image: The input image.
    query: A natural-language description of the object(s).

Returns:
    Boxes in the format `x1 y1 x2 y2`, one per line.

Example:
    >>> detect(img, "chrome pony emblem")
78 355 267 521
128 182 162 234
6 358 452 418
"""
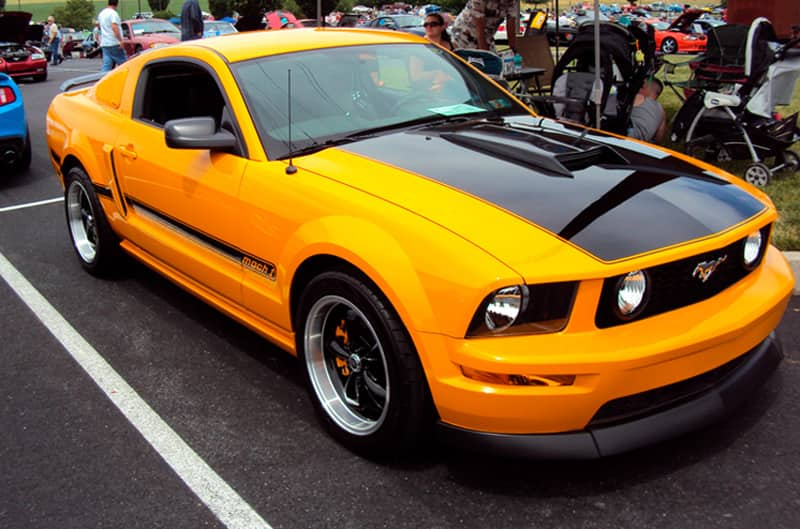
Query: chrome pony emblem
692 255 727 283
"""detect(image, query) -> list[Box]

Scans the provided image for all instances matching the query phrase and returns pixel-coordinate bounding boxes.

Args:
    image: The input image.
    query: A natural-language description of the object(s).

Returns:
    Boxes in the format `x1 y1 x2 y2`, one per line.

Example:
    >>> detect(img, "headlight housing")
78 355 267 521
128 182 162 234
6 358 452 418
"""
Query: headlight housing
468 282 577 337
31 52 45 60
614 270 648 319
742 229 765 269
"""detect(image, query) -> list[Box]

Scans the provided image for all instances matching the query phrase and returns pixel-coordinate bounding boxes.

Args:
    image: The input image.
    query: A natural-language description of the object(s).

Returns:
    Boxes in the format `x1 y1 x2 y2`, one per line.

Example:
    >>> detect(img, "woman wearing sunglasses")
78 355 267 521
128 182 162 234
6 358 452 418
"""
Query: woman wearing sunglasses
423 13 454 51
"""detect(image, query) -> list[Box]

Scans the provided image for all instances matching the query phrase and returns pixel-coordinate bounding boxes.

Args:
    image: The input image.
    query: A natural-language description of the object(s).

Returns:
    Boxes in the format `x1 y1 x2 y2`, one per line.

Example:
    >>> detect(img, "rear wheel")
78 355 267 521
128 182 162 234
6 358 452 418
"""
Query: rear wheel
296 270 430 458
781 150 799 172
64 166 121 276
661 37 678 54
18 128 31 170
744 162 771 187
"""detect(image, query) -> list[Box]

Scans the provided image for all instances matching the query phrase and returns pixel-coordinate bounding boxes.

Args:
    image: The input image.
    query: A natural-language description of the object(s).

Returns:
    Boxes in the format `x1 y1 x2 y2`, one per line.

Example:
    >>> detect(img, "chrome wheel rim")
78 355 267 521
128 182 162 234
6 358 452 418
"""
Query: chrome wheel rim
304 295 390 436
66 180 98 263
662 39 677 54
745 164 769 186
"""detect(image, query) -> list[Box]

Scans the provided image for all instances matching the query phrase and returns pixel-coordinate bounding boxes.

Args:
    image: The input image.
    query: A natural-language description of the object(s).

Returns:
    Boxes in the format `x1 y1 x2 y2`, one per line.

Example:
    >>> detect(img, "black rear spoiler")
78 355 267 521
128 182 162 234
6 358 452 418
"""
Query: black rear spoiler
60 72 105 92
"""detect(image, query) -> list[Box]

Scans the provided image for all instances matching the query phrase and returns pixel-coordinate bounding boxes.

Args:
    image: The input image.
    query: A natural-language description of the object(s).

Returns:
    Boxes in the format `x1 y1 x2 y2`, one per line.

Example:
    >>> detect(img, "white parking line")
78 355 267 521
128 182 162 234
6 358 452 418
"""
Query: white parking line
0 250 272 529
0 197 63 213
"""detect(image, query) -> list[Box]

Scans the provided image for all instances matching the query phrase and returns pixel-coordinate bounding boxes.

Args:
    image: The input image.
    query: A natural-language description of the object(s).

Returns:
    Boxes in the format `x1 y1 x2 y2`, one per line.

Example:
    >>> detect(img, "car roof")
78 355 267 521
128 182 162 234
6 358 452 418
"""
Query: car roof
184 27 425 63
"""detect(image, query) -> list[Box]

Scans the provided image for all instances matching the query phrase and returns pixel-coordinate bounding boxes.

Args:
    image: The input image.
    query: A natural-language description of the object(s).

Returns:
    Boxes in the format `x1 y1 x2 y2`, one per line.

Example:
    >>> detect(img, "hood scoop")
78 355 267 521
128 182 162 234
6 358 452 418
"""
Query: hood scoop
438 123 628 177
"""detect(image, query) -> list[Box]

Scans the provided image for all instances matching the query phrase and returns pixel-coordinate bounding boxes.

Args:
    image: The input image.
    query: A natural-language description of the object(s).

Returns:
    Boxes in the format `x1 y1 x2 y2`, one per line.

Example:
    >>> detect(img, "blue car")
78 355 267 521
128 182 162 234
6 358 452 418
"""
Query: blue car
0 72 30 173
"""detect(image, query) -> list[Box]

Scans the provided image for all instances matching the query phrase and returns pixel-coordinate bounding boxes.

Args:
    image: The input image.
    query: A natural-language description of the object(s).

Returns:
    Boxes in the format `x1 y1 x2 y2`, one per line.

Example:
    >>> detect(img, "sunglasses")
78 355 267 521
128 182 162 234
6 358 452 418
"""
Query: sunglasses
423 22 442 27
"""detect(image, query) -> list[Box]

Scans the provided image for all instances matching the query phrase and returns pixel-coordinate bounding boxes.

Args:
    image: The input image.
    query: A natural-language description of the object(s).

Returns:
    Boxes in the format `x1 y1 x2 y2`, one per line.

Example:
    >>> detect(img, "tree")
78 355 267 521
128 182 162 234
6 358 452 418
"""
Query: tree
209 0 233 19
294 0 336 19
148 0 170 12
53 0 95 30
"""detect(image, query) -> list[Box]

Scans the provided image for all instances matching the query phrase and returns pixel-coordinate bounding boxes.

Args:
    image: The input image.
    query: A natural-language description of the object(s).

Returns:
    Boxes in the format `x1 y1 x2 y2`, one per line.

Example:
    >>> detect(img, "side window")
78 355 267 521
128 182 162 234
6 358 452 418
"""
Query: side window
121 24 130 39
136 62 226 129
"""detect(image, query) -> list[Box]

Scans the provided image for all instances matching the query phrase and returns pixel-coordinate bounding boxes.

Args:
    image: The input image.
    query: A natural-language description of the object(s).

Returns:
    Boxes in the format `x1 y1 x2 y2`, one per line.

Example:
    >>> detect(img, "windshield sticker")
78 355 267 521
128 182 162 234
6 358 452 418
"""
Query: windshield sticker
488 98 511 109
427 104 486 116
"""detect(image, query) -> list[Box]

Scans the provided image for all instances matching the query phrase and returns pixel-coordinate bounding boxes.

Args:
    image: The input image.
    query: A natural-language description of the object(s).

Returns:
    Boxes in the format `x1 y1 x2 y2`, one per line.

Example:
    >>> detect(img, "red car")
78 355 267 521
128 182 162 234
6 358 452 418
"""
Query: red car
120 18 180 56
649 9 707 54
0 11 47 82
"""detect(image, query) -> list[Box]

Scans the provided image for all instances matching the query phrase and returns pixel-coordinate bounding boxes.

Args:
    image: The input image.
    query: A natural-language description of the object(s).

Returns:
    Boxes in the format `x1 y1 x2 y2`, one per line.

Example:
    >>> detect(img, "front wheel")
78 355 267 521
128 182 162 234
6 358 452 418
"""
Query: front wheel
744 162 771 187
661 37 678 54
64 166 121 276
296 270 431 458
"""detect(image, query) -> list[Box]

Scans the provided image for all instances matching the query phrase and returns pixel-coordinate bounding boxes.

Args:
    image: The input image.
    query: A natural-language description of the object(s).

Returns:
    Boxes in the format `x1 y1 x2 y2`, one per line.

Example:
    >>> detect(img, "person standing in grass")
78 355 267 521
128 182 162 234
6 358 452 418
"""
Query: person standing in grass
98 0 127 72
450 0 518 53
180 0 204 41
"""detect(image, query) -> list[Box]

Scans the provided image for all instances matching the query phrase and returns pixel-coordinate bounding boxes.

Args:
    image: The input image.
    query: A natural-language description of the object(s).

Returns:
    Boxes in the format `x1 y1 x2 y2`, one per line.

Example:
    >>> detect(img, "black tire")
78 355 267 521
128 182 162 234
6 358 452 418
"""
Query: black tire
33 73 47 83
744 162 771 187
661 37 678 54
296 270 431 458
17 128 31 171
134 45 143 54
781 150 800 172
64 166 121 276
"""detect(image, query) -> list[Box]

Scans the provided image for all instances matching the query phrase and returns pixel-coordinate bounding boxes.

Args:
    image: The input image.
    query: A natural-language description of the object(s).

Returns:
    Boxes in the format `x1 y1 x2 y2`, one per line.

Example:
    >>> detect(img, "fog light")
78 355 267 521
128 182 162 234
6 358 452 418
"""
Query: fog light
461 366 575 386
743 230 763 269
616 270 647 319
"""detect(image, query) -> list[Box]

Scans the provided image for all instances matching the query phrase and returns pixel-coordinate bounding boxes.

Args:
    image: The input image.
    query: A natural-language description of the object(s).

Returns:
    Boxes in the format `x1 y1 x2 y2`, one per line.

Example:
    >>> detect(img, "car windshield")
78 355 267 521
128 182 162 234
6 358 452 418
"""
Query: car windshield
203 22 236 36
232 43 526 160
133 21 181 35
392 15 423 27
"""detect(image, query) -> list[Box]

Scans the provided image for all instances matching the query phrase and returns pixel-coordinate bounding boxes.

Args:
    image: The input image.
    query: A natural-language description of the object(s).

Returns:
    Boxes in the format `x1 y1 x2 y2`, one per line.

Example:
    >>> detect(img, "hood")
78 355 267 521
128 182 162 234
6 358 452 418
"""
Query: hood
668 9 704 32
0 11 33 45
316 116 766 264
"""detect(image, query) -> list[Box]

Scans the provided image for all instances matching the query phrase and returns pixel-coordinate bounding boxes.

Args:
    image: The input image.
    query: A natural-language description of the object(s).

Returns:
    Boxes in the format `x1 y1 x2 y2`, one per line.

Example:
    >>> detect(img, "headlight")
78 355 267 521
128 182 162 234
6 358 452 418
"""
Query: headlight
615 270 648 318
484 285 527 332
31 53 45 60
742 229 763 269
467 282 577 337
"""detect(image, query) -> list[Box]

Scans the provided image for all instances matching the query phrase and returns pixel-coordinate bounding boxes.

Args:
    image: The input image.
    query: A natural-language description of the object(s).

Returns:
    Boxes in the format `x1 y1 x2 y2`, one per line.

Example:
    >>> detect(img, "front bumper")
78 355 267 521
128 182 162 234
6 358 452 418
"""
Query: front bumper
437 332 782 459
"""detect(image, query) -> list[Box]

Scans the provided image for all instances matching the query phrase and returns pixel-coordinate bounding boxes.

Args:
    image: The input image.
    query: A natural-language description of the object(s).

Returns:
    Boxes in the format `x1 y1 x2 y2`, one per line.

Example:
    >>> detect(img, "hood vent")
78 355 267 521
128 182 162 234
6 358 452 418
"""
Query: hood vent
438 123 628 177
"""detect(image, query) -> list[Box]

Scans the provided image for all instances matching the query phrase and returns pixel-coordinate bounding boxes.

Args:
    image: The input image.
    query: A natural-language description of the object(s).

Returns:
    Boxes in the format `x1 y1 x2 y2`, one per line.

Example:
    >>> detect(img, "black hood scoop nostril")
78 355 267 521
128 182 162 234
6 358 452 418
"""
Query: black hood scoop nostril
438 123 629 177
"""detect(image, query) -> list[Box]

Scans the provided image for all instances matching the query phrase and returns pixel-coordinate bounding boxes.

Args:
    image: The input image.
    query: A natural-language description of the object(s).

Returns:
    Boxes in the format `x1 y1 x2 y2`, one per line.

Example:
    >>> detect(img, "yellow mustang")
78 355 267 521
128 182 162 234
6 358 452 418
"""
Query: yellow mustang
46 28 793 459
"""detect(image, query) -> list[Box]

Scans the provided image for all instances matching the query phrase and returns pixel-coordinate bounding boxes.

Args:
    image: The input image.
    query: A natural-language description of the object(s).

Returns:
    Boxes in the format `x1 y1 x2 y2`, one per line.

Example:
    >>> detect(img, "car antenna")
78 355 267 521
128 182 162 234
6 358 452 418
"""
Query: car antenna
286 68 298 175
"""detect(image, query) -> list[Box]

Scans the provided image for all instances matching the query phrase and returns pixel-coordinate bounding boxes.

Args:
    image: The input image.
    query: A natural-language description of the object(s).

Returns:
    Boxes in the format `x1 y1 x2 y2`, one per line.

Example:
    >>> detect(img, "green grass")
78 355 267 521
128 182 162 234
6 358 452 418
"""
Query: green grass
660 58 800 250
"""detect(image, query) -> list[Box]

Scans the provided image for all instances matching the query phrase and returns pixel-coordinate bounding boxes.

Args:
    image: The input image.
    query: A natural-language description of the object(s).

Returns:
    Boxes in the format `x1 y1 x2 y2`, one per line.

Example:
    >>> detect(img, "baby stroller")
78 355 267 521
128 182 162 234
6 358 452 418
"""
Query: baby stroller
662 23 751 101
530 20 658 134
670 18 800 186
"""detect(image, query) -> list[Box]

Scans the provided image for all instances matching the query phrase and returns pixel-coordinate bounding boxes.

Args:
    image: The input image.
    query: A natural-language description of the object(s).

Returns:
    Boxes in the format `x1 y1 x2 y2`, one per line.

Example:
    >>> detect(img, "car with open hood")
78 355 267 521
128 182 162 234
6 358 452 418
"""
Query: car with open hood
0 11 47 82
46 28 793 459
649 9 708 54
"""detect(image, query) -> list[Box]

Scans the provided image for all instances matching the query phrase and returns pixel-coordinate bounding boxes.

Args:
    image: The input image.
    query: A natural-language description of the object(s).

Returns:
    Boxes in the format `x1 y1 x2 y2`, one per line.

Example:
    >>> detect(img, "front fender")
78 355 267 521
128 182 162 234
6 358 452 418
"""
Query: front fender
280 213 522 338
280 215 439 334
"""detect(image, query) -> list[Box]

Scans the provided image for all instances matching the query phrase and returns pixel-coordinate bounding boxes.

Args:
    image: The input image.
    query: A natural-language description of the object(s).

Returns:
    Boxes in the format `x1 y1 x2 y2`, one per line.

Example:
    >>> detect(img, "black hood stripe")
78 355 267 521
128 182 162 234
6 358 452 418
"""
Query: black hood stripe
340 118 766 261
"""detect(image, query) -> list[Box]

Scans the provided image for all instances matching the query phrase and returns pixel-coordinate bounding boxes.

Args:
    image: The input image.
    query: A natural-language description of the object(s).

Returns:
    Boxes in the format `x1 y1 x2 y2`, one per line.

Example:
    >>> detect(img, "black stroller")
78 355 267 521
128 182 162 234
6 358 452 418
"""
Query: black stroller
530 20 658 134
662 23 751 102
670 18 800 186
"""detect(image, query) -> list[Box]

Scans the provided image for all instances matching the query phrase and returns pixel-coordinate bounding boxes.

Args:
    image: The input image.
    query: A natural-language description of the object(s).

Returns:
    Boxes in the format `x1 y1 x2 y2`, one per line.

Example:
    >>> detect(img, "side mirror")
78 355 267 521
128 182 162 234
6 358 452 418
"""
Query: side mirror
164 117 237 151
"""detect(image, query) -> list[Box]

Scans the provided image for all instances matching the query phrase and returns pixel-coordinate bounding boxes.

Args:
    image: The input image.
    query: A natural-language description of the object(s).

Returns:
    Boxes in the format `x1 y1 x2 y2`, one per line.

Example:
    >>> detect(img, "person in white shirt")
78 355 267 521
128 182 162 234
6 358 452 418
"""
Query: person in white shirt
97 0 127 72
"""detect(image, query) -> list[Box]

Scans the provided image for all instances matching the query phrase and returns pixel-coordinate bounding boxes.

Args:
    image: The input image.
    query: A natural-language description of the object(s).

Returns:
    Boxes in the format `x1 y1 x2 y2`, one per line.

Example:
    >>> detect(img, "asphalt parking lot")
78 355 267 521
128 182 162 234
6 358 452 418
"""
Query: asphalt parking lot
2 58 800 529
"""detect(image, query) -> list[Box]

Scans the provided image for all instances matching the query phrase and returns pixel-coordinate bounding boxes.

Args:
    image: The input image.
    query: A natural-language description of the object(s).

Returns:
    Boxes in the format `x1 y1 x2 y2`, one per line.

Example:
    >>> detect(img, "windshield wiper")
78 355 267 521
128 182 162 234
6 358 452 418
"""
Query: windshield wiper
279 110 516 160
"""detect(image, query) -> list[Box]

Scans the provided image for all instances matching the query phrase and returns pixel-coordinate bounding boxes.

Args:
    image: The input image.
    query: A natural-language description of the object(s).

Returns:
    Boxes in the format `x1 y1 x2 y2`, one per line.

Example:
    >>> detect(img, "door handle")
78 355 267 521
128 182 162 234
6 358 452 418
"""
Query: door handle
118 145 138 160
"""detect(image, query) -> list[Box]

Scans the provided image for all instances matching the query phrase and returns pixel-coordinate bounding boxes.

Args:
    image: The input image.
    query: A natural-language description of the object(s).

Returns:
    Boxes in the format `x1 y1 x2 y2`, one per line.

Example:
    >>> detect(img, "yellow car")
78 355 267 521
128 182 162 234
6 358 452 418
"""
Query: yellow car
46 28 793 459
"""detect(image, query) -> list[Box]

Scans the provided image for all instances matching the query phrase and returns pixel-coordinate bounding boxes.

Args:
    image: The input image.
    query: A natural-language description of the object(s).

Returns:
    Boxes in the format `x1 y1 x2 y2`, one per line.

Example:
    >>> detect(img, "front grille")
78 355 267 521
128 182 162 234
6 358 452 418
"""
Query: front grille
595 224 771 328
588 346 756 428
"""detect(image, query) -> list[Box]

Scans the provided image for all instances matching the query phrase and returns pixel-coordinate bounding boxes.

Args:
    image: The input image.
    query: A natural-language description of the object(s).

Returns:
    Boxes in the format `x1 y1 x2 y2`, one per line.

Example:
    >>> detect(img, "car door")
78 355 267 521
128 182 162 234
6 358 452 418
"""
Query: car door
113 59 249 306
